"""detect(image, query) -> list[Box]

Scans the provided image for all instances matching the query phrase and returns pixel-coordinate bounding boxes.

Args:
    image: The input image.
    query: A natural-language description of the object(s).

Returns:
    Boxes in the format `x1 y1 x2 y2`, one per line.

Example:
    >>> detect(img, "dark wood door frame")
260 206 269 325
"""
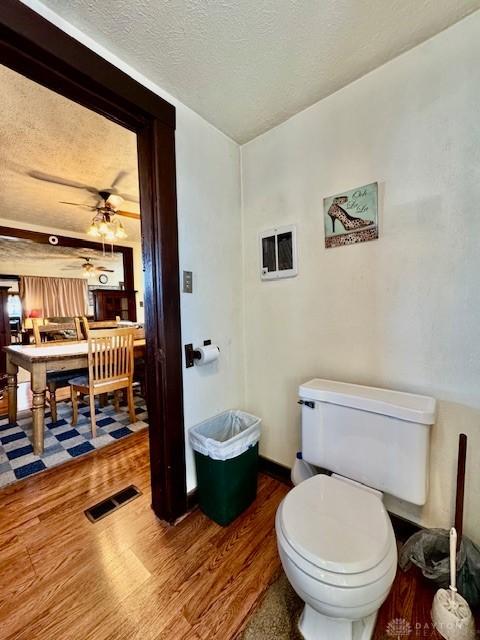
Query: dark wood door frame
0 0 187 523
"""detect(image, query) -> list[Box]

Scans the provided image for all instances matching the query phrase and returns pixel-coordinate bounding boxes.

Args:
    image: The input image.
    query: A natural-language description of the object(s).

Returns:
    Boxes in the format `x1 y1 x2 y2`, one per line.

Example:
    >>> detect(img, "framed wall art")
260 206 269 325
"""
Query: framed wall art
323 182 378 248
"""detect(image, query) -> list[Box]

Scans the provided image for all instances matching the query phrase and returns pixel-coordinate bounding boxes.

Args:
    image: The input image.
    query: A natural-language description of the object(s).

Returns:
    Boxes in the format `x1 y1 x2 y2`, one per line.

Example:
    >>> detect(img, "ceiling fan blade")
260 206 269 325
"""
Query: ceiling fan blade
96 268 115 273
118 192 139 204
110 171 128 189
59 201 96 210
29 171 99 195
116 209 141 220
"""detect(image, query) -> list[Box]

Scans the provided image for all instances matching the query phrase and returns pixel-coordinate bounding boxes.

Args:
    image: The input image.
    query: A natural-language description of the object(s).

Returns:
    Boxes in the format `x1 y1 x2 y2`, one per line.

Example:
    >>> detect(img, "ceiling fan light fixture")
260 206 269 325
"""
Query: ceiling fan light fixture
82 262 95 273
115 222 127 240
98 220 109 235
87 222 101 238
104 228 116 243
86 209 128 245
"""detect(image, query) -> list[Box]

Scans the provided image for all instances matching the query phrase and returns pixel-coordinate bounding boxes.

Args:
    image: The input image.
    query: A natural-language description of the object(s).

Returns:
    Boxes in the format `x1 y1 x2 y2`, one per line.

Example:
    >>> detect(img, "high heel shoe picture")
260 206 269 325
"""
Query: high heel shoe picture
328 196 375 232
323 182 378 249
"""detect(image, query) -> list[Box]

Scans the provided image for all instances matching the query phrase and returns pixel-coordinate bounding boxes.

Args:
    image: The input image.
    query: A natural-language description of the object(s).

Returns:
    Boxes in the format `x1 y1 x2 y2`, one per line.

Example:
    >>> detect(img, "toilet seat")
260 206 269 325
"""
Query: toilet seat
278 474 394 577
277 510 397 592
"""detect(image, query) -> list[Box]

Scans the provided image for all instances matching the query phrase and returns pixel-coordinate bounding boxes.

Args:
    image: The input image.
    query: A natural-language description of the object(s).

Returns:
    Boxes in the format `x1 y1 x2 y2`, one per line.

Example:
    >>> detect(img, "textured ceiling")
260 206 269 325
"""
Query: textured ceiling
0 64 140 240
37 0 480 143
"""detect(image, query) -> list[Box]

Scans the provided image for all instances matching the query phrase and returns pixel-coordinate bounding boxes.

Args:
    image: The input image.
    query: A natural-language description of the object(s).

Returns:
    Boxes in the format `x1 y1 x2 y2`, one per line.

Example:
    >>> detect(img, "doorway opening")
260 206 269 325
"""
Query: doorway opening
0 1 187 523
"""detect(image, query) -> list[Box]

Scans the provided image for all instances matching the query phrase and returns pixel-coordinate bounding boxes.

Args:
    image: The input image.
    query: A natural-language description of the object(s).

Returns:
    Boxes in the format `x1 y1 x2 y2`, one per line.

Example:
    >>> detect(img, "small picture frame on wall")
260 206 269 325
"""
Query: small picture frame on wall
323 182 378 248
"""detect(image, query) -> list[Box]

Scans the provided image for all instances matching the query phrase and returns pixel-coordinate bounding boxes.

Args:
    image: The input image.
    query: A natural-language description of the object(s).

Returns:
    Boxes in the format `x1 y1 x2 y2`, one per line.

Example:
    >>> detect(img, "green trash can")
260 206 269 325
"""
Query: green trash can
189 410 261 526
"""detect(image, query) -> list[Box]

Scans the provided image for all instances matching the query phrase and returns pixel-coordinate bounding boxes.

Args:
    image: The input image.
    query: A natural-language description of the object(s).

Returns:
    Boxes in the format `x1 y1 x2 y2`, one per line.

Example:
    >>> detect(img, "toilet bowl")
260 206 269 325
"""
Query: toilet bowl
275 474 398 640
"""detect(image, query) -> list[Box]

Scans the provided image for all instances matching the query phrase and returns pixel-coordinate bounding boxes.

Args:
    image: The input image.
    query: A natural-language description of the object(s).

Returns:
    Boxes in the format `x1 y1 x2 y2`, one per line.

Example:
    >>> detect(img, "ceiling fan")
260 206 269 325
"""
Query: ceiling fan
28 169 141 221
62 256 115 277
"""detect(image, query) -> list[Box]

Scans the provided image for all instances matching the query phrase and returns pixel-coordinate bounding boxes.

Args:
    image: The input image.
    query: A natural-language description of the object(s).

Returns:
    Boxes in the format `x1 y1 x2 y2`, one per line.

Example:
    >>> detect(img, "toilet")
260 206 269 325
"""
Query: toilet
276 378 436 640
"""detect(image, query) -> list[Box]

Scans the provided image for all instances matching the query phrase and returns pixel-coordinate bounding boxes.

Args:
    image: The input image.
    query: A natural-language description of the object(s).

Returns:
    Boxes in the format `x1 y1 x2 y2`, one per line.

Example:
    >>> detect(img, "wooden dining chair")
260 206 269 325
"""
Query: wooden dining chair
82 317 146 399
70 328 136 437
80 316 121 338
32 318 82 344
31 318 85 422
80 317 125 408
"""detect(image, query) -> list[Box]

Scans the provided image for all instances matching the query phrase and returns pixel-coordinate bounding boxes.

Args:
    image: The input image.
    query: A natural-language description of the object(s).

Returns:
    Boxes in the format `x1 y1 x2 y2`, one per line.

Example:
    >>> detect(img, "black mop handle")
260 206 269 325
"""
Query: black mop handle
454 433 467 550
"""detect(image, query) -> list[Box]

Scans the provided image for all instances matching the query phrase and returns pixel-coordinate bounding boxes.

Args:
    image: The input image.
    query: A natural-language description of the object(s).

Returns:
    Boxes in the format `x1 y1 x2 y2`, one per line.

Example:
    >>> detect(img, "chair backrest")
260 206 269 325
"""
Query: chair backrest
87 328 135 387
81 316 121 338
32 318 82 345
46 316 77 324
133 326 145 340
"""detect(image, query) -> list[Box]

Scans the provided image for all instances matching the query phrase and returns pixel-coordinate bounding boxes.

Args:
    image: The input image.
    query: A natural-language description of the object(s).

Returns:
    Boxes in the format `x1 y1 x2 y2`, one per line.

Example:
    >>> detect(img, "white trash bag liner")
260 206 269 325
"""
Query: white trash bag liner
189 410 261 461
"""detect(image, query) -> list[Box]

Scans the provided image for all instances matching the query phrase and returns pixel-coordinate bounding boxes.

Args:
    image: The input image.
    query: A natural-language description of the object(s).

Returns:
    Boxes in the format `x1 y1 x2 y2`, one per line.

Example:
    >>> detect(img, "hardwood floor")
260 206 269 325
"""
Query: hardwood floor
0 430 288 640
375 564 444 639
0 430 468 640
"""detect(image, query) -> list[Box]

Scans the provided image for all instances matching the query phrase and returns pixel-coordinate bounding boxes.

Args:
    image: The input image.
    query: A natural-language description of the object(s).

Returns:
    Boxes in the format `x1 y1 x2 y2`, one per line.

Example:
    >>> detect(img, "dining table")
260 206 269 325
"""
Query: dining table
4 339 146 455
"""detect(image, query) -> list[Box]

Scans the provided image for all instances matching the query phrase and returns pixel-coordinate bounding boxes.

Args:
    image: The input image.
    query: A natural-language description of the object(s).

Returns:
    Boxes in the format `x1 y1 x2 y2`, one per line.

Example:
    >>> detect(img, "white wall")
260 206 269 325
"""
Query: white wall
241 13 480 540
177 111 243 491
20 0 245 492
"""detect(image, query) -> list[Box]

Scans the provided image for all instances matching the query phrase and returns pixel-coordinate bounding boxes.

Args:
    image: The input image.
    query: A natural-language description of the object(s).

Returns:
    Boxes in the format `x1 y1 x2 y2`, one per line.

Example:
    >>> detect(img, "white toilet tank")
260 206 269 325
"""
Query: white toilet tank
298 379 436 505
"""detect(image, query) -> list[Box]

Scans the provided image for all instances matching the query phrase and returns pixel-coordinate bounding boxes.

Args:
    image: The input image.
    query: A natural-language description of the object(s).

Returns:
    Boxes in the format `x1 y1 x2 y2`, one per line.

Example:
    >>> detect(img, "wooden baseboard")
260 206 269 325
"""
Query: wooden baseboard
258 455 292 485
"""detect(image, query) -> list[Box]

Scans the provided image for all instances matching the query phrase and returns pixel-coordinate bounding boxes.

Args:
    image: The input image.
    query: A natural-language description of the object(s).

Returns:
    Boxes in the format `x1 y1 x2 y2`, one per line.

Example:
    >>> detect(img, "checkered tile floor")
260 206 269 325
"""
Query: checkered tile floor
0 392 148 488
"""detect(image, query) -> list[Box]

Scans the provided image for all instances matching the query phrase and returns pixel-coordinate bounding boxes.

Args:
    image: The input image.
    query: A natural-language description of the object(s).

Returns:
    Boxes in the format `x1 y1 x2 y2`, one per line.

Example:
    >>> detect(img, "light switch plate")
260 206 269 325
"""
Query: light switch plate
183 270 193 293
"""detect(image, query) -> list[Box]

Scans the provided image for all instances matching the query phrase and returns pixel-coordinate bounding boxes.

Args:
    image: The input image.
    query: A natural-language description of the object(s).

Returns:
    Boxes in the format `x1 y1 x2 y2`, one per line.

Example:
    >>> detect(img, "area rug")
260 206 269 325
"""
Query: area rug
0 392 148 488
240 572 303 640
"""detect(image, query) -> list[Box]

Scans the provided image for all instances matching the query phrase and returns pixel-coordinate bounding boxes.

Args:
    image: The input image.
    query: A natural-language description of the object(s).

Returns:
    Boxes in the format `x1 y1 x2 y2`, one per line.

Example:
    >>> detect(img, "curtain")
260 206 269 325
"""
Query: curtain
19 276 89 319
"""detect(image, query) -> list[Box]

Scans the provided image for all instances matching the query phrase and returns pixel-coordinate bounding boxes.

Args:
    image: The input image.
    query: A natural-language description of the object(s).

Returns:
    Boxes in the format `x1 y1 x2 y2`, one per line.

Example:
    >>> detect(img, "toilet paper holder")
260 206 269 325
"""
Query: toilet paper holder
185 340 212 368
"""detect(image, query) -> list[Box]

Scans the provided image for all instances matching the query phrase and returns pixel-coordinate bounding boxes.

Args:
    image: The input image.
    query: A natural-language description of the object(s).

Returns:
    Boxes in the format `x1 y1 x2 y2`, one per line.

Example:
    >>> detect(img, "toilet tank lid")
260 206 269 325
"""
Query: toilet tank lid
299 379 436 425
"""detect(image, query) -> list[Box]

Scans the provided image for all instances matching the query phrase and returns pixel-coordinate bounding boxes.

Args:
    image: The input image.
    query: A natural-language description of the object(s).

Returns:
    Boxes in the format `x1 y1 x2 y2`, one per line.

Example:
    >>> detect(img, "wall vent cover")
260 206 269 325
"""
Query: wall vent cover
85 485 142 523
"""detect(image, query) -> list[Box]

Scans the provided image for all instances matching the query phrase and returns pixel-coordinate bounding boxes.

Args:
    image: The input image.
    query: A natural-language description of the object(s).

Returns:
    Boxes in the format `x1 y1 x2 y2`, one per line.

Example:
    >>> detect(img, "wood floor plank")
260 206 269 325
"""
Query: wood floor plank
2 546 151 640
20 491 156 580
153 614 202 640
182 485 287 635
81 543 219 640
190 530 281 640
0 532 38 603
373 563 443 639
